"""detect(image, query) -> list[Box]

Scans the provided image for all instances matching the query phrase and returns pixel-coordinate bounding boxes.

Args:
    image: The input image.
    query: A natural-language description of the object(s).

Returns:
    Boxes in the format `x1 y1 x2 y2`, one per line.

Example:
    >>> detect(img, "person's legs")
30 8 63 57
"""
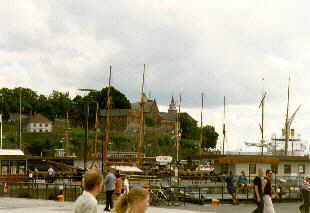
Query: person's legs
105 191 111 210
252 199 263 213
110 190 115 209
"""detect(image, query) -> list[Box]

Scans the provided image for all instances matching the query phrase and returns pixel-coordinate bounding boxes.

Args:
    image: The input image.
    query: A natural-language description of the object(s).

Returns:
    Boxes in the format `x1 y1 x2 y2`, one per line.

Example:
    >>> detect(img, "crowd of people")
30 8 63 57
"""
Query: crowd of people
71 167 310 213
74 168 147 213
224 168 275 212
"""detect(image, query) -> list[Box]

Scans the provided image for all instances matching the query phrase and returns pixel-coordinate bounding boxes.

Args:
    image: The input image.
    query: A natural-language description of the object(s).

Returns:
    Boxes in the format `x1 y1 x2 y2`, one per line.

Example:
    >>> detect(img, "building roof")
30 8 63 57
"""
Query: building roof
131 99 158 113
159 112 176 122
0 149 24 156
29 113 51 124
100 109 129 116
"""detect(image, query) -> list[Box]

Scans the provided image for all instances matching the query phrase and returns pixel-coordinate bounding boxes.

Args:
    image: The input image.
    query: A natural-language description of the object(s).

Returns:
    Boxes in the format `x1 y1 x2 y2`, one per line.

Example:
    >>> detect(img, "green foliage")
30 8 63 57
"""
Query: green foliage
158 135 174 146
0 87 131 127
145 117 155 127
26 138 61 157
179 113 199 139
179 112 219 153
201 125 219 149
111 135 131 151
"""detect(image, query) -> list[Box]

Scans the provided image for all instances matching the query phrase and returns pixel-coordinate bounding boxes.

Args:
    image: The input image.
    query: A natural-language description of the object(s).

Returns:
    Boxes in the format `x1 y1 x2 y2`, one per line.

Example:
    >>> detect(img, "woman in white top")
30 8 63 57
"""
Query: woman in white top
123 176 129 194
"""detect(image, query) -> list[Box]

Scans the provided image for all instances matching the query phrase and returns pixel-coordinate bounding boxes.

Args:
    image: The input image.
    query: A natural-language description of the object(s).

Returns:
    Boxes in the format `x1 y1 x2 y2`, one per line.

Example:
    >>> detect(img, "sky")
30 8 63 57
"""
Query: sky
1 0 310 152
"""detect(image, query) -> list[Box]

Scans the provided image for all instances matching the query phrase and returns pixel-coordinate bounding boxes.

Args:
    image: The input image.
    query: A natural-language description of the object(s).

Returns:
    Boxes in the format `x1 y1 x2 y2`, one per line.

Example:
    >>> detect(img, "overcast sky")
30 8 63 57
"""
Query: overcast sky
2 0 310 152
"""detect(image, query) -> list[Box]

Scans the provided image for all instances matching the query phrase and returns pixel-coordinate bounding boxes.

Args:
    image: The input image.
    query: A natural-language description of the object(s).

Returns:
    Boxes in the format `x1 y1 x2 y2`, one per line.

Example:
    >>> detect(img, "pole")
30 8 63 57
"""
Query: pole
84 101 89 170
137 65 145 166
19 89 22 150
103 65 112 173
259 92 266 156
199 93 203 165
94 102 99 155
284 77 290 156
222 96 226 155
0 114 2 149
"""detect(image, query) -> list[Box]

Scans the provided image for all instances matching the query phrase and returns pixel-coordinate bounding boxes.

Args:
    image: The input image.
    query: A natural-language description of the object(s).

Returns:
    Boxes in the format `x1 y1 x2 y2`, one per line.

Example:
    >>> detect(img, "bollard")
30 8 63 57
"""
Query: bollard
57 194 65 202
211 199 220 207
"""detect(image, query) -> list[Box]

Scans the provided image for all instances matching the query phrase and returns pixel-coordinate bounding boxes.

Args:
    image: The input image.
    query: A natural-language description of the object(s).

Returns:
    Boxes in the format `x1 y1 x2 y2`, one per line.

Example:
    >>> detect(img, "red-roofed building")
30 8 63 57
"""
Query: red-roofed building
26 113 53 133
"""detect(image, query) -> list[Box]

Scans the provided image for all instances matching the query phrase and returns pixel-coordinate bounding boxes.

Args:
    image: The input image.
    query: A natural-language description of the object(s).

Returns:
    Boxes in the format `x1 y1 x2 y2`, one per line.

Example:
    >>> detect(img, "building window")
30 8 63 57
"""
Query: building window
284 164 291 174
221 164 229 175
40 129 42 132
39 123 42 127
33 123 36 127
299 164 305 174
45 124 48 127
249 164 256 174
271 165 278 174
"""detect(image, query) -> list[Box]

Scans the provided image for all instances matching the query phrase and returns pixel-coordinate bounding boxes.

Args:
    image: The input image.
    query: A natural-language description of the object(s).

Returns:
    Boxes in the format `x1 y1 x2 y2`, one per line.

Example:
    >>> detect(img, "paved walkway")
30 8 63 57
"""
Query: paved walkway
0 198 302 213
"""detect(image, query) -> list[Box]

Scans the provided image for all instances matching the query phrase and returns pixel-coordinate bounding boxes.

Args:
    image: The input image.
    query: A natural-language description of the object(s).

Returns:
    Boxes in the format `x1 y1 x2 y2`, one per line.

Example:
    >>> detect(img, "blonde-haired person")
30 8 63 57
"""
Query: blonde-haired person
74 169 103 213
113 187 149 213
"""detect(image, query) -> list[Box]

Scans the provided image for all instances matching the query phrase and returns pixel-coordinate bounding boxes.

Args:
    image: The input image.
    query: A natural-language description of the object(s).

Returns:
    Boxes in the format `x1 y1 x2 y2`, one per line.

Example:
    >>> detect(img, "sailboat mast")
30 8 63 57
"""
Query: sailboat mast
199 93 204 164
222 96 226 155
259 92 266 156
137 64 146 165
284 78 290 156
94 102 99 155
19 89 22 150
103 65 112 173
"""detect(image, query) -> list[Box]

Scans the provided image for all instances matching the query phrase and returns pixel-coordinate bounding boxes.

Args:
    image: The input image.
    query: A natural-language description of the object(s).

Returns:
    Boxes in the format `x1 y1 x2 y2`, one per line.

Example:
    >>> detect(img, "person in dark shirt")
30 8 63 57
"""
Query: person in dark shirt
225 171 239 205
263 169 275 213
252 168 264 213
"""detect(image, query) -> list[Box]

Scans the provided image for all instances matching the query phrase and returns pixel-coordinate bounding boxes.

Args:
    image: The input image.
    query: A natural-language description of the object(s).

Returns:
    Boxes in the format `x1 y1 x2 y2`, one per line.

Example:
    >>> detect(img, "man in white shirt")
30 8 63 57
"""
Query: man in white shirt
74 169 103 213
47 167 55 183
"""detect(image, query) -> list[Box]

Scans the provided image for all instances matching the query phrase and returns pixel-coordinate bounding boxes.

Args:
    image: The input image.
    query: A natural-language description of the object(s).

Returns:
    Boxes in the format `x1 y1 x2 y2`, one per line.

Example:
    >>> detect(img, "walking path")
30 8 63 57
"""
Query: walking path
0 198 302 213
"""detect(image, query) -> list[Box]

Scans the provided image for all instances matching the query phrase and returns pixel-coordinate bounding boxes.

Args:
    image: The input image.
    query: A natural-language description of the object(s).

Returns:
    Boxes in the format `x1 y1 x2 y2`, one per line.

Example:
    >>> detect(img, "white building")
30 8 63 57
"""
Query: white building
26 113 53 133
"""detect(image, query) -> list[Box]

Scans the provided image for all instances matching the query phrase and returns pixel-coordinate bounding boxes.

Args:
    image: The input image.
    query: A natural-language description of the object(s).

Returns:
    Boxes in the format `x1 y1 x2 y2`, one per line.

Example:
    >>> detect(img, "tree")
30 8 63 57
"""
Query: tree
201 125 219 149
179 112 198 139
95 87 131 109
49 91 72 118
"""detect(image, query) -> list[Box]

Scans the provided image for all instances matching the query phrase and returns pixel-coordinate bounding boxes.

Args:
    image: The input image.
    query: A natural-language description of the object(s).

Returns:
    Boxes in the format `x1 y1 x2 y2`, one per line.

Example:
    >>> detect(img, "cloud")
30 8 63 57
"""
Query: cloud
1 0 310 151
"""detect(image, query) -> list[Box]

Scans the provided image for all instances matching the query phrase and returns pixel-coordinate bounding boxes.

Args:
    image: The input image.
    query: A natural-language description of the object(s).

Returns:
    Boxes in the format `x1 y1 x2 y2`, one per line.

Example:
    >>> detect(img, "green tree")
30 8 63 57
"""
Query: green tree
201 125 219 149
49 91 72 119
179 112 198 139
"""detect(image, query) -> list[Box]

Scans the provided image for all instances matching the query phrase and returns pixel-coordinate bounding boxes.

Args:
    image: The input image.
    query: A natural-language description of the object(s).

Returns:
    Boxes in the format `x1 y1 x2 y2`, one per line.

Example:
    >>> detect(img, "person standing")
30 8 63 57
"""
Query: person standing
104 168 116 212
123 176 129 194
263 169 275 213
114 187 149 213
114 173 123 197
47 167 55 183
300 176 310 212
253 168 264 213
74 169 103 213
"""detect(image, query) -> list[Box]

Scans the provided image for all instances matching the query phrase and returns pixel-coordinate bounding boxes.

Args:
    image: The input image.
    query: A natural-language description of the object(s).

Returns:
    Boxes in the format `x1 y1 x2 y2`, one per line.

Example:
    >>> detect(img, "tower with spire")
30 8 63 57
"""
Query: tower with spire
168 96 177 114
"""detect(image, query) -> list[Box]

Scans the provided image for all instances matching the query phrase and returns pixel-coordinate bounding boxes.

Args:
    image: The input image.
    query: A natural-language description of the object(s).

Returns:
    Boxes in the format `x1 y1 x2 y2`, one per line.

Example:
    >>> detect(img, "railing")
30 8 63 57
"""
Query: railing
0 175 304 205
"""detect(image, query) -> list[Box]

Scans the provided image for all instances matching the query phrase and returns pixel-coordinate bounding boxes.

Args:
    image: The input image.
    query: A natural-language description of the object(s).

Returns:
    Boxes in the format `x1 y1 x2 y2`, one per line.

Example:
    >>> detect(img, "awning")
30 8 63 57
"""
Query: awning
219 156 280 165
0 149 24 156
111 165 143 173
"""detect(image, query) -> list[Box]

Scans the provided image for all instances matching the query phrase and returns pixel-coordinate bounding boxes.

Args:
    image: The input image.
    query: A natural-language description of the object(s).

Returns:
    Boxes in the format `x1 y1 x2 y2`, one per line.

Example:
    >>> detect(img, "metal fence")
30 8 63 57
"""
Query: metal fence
0 175 304 205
